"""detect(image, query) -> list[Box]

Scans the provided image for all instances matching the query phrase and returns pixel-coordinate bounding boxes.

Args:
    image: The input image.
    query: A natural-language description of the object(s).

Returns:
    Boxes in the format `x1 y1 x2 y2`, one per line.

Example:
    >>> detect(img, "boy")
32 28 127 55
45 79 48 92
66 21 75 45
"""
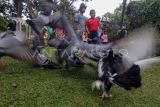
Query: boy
75 3 87 40
85 9 99 44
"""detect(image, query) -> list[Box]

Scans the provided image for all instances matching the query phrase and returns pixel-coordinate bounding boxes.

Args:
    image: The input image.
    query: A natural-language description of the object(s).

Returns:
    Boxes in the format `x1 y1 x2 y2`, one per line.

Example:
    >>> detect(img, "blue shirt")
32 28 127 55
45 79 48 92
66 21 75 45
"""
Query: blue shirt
75 14 87 32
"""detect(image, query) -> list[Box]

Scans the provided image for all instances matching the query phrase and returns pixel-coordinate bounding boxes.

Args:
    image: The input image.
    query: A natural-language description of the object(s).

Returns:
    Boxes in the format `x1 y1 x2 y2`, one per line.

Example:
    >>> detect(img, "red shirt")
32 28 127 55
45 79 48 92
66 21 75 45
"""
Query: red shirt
85 18 99 31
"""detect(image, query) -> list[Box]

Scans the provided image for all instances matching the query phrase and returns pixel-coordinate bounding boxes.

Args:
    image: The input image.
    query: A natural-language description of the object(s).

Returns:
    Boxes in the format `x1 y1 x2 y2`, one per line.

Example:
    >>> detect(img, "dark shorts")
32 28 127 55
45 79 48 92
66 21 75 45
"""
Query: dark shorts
88 30 99 44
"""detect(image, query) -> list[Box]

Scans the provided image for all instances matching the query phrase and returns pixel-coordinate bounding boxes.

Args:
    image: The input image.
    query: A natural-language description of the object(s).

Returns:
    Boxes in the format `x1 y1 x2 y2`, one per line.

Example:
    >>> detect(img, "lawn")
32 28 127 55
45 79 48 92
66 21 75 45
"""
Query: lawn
0 55 160 107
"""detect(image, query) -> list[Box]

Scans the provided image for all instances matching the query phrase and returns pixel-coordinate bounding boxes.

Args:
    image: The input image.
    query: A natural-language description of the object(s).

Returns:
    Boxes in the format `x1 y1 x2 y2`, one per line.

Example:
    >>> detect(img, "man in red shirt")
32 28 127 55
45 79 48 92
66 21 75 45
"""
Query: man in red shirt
86 9 100 44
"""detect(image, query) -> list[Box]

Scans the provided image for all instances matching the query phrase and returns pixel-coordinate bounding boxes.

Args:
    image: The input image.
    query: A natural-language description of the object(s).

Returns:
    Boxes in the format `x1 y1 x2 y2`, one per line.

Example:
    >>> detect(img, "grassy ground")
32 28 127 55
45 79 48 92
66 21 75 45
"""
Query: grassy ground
0 56 160 107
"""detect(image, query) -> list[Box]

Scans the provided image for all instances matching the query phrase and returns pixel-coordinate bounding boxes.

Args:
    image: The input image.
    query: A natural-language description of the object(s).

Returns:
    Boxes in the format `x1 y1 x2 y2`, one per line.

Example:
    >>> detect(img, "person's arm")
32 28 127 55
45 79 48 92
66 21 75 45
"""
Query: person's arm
97 19 100 31
85 20 89 34
97 19 100 27
75 14 79 23
85 27 89 34
75 15 80 31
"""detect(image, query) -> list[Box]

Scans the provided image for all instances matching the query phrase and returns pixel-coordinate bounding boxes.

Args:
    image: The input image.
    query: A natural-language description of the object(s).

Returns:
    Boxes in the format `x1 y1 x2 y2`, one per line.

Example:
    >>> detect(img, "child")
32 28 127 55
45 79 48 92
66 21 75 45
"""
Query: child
100 31 108 44
54 28 65 40
75 3 87 40
82 31 88 42
85 9 99 44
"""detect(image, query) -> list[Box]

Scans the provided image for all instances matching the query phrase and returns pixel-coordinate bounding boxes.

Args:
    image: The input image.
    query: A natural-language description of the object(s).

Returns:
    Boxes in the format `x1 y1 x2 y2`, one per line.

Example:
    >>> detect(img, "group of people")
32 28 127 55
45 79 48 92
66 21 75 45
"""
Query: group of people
6 3 127 53
75 3 128 44
75 3 109 44
41 26 65 45
40 3 110 45
31 3 127 48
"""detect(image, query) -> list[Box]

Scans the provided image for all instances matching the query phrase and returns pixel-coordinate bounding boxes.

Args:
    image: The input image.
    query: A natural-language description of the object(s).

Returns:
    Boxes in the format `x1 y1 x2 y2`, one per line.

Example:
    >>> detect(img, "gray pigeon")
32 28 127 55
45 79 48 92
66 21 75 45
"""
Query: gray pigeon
0 31 59 69
36 0 57 14
26 10 114 68
26 0 58 35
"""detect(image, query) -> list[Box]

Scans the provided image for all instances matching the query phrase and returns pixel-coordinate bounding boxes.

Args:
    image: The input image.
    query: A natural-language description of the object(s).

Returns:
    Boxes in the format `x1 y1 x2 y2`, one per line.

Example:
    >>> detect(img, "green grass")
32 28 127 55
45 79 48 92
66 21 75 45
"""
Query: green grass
0 56 160 107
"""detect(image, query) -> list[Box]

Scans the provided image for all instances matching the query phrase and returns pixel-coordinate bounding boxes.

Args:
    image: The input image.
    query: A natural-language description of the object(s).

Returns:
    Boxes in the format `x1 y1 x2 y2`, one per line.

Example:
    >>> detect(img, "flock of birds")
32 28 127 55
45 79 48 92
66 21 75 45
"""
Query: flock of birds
0 0 159 100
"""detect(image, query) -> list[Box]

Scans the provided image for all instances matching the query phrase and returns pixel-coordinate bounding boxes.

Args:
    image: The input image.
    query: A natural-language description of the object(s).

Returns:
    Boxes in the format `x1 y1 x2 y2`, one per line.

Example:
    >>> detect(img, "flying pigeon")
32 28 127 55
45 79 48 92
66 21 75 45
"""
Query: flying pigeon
0 31 59 69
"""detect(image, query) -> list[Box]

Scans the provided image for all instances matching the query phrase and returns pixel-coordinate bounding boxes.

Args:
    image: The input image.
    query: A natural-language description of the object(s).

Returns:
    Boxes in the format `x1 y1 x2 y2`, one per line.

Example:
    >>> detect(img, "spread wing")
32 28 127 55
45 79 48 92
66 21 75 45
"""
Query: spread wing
36 0 57 12
0 36 37 63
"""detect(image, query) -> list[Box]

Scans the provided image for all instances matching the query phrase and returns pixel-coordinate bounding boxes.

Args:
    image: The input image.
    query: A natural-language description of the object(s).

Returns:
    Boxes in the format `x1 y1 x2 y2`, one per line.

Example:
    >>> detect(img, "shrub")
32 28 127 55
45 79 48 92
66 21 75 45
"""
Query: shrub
0 16 8 31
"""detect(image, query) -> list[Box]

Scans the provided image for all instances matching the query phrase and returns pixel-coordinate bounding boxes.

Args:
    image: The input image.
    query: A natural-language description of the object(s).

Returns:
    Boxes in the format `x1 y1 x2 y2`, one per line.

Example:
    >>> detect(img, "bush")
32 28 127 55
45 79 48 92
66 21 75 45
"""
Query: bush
127 0 160 33
0 16 8 31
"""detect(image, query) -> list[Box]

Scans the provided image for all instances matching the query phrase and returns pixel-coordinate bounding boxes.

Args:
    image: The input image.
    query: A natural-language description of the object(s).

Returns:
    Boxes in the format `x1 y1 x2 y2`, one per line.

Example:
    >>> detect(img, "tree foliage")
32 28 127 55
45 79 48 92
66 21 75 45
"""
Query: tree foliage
104 4 129 39
0 16 8 31
0 0 91 18
127 0 160 31
13 0 24 17
103 0 160 38
0 0 15 17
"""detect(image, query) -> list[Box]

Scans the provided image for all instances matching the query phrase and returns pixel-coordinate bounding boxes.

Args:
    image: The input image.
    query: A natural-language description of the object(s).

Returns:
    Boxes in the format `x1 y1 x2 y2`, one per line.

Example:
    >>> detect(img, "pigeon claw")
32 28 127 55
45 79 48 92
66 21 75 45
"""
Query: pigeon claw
99 92 112 100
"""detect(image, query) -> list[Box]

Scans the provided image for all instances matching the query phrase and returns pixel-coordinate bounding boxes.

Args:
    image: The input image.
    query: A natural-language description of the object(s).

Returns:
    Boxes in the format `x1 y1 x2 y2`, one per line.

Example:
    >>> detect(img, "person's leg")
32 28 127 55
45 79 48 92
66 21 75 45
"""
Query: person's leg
88 31 93 44
92 31 99 44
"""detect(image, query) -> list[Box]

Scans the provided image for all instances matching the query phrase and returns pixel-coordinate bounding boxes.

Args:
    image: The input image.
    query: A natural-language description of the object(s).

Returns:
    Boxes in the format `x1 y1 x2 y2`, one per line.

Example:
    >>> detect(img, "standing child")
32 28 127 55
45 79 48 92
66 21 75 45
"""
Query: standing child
100 31 108 44
54 28 65 40
82 31 88 42
85 9 99 44
75 3 87 40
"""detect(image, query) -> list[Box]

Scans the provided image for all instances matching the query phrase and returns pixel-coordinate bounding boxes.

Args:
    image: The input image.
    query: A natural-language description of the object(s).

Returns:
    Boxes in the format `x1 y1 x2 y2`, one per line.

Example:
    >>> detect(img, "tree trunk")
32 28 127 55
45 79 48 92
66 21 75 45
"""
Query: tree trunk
120 0 127 29
13 0 22 17
26 0 37 19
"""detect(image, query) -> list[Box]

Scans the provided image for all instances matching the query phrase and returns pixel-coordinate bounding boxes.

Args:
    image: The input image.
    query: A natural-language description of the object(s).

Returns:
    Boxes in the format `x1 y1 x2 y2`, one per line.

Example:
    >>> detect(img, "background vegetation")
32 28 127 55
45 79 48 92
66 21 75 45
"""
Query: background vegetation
0 16 7 31
103 0 160 38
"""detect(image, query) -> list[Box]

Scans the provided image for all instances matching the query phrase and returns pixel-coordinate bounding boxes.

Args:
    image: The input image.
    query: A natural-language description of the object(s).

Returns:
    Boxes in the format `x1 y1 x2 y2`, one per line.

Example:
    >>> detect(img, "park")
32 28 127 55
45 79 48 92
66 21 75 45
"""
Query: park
0 0 160 107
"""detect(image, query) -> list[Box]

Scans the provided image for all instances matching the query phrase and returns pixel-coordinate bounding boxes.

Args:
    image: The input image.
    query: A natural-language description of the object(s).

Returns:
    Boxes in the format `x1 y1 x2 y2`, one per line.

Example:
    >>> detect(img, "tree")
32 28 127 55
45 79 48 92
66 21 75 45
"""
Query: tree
126 0 160 31
13 0 24 17
120 0 127 29
0 0 92 19
0 16 7 31
103 3 129 39
0 0 15 17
